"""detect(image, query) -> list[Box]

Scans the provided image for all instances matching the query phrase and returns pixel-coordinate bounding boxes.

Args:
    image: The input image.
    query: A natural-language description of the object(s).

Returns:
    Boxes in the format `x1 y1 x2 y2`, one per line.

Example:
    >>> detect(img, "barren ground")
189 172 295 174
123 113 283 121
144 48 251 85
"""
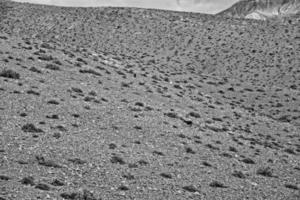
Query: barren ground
0 1 299 200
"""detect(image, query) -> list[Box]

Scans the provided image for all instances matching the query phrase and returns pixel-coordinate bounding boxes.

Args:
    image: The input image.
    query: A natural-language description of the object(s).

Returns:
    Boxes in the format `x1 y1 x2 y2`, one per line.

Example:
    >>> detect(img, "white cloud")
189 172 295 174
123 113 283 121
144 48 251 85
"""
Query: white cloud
13 0 239 14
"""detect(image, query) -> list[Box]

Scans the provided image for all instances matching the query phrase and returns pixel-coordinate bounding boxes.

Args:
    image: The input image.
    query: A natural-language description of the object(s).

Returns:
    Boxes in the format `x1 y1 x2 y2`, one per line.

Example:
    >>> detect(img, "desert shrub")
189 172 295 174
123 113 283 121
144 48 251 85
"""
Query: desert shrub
209 181 227 188
45 64 60 70
79 69 101 76
71 87 83 93
88 91 97 96
20 176 35 186
182 185 198 192
232 171 246 178
256 167 273 177
21 123 43 133
188 112 200 118
241 158 255 164
53 59 62 65
40 43 52 49
0 69 20 79
38 55 53 61
284 183 298 190
76 57 88 65
29 67 42 73
111 155 126 165
47 100 60 105
27 90 40 96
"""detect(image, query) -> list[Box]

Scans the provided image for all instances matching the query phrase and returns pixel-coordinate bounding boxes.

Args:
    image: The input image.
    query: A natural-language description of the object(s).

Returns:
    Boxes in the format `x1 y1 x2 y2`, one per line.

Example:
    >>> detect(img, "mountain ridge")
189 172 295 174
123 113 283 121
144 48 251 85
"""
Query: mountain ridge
217 0 300 20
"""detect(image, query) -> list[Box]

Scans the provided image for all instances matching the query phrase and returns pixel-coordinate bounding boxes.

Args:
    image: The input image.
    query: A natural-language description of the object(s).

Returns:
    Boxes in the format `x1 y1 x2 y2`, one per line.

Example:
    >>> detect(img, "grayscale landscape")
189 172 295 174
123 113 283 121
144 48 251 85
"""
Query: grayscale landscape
0 0 299 199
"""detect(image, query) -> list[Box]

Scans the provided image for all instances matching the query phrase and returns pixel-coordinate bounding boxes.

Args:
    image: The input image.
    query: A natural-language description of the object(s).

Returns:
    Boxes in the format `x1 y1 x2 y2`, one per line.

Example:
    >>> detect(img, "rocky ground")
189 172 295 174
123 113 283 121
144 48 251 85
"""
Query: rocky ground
0 1 299 200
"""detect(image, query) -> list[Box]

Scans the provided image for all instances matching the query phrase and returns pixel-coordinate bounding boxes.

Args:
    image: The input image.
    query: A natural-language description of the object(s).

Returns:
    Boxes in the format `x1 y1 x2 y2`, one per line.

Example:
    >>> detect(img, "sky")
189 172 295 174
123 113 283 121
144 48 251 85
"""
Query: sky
13 0 239 14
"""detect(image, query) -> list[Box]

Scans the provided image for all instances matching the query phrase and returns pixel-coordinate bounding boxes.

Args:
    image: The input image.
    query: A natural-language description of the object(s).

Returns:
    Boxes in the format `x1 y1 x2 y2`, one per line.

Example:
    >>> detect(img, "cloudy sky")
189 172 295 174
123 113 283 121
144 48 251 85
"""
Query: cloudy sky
13 0 239 14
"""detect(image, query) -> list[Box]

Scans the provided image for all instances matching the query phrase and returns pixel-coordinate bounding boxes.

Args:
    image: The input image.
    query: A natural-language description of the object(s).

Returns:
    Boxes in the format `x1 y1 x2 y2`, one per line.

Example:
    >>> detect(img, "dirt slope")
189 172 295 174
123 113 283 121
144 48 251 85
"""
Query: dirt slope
0 1 299 200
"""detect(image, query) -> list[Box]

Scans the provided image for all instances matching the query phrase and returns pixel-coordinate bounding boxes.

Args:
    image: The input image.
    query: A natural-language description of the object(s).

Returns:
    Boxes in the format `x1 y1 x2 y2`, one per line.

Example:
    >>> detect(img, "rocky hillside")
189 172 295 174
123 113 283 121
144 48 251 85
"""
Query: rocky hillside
217 0 300 20
0 1 299 200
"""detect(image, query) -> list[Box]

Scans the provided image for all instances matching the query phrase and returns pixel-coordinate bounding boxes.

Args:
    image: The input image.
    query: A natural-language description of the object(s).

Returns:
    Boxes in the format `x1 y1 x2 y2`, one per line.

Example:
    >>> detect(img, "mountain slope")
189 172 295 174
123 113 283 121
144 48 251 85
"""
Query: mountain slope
218 0 300 20
0 1 299 200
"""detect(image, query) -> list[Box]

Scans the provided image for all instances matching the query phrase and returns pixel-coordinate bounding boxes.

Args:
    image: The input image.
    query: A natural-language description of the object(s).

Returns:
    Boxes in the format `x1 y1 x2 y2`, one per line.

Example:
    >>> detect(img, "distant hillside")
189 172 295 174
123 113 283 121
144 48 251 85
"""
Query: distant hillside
217 0 300 20
0 0 299 125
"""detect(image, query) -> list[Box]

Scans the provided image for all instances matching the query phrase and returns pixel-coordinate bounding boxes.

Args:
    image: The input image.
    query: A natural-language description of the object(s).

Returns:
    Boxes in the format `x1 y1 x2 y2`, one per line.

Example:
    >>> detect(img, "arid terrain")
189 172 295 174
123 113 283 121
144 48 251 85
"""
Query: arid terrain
0 0 299 199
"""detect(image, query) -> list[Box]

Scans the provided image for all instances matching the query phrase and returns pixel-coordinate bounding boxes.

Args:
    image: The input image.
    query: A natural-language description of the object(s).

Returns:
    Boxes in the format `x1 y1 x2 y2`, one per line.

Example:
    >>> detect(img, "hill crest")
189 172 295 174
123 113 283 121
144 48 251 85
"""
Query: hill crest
217 0 300 20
